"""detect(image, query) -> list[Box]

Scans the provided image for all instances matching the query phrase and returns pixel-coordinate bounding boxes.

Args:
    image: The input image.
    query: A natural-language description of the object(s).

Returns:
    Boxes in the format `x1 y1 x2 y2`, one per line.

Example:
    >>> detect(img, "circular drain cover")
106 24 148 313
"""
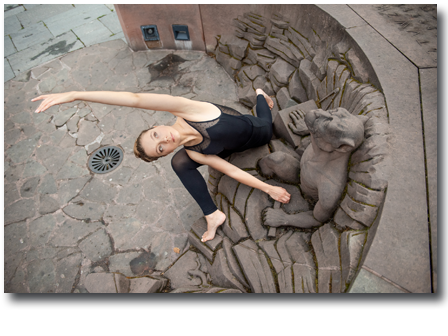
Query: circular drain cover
88 146 123 174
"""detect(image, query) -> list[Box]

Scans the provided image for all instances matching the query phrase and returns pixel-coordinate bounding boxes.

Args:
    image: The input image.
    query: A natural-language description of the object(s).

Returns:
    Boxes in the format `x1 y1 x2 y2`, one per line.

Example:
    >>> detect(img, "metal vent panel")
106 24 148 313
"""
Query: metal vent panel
88 146 123 174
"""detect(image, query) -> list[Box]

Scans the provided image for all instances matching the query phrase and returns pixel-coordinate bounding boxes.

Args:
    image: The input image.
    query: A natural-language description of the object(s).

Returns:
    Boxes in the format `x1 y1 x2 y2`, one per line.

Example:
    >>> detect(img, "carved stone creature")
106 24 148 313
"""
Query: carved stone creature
263 107 368 228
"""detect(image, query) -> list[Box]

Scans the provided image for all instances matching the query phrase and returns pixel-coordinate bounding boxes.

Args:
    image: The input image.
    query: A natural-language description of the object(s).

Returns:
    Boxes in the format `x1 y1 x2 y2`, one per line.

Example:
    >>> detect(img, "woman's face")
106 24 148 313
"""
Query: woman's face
140 125 179 158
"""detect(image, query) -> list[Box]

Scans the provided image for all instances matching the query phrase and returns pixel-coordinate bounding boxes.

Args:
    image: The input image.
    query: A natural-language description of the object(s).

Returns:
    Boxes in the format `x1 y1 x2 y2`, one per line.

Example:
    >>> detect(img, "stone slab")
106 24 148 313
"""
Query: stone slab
346 24 431 293
4 36 17 58
10 21 54 52
420 67 438 293
16 4 74 27
7 31 83 78
317 4 368 29
44 4 112 37
4 59 15 82
349 4 437 68
349 268 406 293
99 13 123 35
3 12 22 35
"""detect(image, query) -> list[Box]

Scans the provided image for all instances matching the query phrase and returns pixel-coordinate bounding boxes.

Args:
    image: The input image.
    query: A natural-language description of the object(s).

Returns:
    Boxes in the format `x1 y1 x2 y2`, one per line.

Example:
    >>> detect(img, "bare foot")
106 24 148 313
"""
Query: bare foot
202 209 226 242
256 88 274 109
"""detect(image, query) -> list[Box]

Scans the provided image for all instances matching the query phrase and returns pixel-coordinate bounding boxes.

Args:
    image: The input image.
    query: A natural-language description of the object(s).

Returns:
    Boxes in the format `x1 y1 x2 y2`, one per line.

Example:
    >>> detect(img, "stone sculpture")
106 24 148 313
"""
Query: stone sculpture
164 11 390 293
262 107 368 228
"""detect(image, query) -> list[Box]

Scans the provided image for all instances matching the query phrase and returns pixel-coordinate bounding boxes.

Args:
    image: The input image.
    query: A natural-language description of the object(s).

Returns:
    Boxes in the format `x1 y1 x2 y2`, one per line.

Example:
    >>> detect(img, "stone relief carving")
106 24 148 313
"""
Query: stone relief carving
163 11 391 293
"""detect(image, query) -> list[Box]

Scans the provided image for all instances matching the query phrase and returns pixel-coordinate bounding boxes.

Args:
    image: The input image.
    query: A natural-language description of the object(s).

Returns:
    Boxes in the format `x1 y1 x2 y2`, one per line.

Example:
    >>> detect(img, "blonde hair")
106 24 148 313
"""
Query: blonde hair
133 127 159 163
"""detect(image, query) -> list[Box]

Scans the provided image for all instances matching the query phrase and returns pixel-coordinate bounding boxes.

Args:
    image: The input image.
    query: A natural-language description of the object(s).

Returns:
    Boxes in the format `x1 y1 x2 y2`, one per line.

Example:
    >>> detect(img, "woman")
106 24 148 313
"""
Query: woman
32 89 291 242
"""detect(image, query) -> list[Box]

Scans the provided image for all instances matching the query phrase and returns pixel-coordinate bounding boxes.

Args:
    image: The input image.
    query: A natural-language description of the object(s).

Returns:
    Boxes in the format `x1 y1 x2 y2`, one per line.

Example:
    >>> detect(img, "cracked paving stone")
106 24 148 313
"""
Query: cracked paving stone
39 194 60 215
38 174 58 195
76 119 101 146
164 251 202 288
58 176 91 204
78 228 113 262
80 178 117 203
56 160 90 180
5 133 42 164
108 252 141 276
5 221 28 257
5 199 36 225
103 204 136 224
103 166 134 186
29 214 57 247
5 184 21 207
20 176 41 197
49 219 102 247
62 201 106 221
27 259 56 293
55 253 82 293
53 107 77 127
116 183 143 204
22 160 48 178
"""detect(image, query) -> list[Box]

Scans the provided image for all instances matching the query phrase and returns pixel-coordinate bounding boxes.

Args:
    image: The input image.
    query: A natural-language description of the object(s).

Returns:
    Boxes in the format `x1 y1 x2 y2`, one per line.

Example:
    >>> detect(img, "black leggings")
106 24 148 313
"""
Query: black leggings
171 95 272 216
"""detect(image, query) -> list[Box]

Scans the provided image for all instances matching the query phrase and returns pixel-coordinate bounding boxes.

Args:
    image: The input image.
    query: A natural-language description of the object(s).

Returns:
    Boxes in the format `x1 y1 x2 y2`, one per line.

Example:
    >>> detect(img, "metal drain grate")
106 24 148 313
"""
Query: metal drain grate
88 146 123 174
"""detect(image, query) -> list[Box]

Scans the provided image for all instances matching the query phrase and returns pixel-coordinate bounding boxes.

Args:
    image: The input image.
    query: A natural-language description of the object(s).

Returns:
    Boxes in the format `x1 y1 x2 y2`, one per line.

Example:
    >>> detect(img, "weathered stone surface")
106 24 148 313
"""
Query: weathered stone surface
53 107 77 127
244 188 270 240
80 178 117 203
85 273 129 293
6 133 41 164
221 201 249 244
215 47 242 77
4 221 28 257
63 201 106 221
20 176 40 197
311 47 329 81
129 277 166 293
222 237 249 288
264 36 300 67
207 249 246 292
55 253 82 293
298 59 321 101
78 228 112 262
109 252 141 276
220 35 249 60
238 84 257 108
39 194 60 215
311 223 341 293
76 119 101 146
269 57 296 85
5 199 36 224
233 240 276 293
38 174 58 195
333 207 366 230
259 152 300 184
188 229 214 261
229 144 270 169
27 259 55 293
340 195 379 227
164 251 202 288
58 176 90 204
347 180 385 207
269 138 301 161
50 219 102 247
341 231 366 288
22 160 47 178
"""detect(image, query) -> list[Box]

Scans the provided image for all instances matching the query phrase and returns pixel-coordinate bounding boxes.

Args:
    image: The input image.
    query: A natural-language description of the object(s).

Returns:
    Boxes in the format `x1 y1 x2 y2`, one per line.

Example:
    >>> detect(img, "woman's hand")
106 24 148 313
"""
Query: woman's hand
32 92 77 113
267 186 291 204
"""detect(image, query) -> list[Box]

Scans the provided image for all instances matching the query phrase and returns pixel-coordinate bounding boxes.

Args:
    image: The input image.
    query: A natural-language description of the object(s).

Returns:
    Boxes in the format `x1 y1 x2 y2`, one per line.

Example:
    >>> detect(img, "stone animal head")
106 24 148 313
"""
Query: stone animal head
305 108 368 153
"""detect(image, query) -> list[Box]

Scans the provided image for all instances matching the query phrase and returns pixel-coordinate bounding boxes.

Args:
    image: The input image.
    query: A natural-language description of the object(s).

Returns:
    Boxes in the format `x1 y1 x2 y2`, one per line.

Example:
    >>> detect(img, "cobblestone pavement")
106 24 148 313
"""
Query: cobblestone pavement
4 38 252 292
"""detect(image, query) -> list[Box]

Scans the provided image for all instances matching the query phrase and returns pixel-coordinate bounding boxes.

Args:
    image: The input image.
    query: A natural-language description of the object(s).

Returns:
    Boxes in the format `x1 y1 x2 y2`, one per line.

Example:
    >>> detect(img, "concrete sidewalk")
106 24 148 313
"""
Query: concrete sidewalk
4 4 124 82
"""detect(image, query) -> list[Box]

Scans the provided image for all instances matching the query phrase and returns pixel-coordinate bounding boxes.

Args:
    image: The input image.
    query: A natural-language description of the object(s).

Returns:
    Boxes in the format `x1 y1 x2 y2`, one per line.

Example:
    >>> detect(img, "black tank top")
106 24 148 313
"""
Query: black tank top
184 103 253 155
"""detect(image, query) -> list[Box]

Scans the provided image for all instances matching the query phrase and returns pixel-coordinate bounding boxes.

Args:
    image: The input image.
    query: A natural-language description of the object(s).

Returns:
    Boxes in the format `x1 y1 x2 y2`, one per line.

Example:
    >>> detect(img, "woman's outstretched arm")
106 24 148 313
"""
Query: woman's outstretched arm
32 91 203 116
186 150 291 204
